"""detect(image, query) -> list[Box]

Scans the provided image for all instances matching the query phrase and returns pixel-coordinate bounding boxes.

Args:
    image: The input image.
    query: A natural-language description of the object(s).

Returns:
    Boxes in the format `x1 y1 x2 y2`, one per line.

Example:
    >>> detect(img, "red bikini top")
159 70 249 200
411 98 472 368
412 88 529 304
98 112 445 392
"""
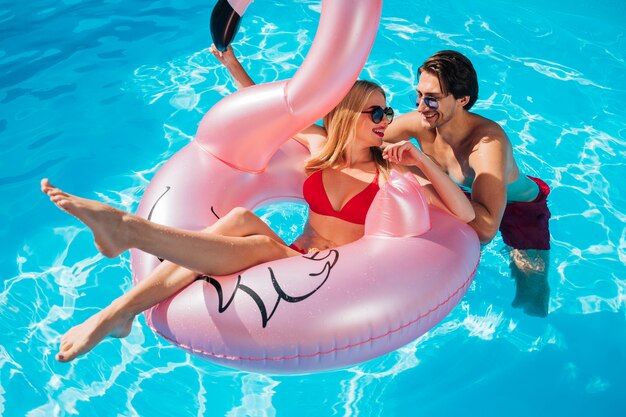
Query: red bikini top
303 169 380 225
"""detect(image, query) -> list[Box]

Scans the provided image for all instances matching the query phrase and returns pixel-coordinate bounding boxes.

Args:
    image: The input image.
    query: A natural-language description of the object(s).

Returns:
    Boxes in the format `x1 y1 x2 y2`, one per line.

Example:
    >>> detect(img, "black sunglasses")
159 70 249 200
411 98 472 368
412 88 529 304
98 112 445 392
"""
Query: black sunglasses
409 92 440 110
361 106 394 124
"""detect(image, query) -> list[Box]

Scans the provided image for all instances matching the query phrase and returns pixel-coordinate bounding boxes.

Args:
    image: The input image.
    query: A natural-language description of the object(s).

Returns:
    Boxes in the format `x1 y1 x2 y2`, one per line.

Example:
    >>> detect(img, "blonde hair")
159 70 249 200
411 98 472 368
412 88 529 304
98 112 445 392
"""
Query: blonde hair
304 80 390 176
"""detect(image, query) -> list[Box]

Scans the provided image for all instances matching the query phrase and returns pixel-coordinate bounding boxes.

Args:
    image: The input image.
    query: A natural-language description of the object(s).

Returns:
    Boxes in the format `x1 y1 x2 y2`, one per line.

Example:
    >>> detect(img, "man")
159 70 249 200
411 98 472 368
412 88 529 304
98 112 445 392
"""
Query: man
384 50 551 317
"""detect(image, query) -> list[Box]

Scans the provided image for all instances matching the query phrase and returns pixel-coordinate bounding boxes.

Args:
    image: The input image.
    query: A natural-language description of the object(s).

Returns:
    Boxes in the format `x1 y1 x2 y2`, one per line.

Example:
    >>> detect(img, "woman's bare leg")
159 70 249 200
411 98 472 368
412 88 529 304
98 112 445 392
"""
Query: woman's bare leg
56 261 192 361
44 179 301 361
41 179 298 275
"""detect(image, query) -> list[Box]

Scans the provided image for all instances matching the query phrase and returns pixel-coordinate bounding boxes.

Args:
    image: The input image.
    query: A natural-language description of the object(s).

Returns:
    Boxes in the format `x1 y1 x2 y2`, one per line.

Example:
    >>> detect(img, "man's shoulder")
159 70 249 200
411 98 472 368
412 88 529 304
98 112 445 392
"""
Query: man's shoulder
468 113 510 146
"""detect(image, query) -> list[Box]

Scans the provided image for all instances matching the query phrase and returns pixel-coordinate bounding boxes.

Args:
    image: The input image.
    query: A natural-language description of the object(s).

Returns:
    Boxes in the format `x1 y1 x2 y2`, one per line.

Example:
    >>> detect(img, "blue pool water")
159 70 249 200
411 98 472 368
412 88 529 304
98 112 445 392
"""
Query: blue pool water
2 0 625 415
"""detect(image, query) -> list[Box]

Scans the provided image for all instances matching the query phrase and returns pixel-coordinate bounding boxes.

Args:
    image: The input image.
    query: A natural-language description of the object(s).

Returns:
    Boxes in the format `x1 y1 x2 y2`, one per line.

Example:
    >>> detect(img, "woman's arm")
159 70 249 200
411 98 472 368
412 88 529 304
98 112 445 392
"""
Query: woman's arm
383 141 475 223
210 44 328 152
210 45 255 89
291 124 327 151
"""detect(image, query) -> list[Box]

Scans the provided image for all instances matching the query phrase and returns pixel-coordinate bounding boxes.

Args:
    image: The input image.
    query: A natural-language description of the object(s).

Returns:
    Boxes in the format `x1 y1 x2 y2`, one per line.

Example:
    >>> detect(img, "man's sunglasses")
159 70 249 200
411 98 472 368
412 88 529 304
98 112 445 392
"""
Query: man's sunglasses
361 106 394 124
409 92 440 110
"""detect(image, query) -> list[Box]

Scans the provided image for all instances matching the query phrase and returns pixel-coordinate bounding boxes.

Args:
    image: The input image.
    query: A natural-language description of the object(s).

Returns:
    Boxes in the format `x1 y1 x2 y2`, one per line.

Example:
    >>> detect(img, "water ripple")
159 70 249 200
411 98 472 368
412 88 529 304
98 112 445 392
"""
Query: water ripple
2 0 626 415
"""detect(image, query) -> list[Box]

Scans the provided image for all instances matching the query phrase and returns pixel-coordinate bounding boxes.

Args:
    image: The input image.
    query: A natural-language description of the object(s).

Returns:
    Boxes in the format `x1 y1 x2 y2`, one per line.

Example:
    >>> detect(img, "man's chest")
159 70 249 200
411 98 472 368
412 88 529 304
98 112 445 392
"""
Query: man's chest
421 140 474 186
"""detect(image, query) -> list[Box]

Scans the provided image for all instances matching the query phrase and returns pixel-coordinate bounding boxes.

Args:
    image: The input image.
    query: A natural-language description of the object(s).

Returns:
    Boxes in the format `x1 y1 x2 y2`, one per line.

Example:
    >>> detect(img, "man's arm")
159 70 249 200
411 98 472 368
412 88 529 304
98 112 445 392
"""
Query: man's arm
210 45 255 89
467 135 509 244
382 111 425 144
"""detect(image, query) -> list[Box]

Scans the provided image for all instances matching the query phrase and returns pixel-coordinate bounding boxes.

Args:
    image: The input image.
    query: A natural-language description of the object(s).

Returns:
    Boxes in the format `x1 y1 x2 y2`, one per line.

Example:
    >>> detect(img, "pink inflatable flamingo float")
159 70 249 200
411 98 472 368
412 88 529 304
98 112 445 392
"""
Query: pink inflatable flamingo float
131 0 480 374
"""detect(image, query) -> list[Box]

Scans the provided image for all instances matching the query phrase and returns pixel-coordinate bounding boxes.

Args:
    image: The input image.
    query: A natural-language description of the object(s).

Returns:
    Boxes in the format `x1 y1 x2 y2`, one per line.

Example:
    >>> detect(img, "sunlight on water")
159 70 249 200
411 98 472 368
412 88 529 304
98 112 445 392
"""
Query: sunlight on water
1 0 625 415
226 374 280 417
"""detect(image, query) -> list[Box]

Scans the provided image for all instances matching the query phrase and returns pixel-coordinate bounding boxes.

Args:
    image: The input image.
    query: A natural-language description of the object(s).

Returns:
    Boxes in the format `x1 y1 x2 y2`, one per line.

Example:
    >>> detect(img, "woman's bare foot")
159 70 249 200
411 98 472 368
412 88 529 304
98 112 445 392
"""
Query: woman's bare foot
41 178 130 258
57 305 134 362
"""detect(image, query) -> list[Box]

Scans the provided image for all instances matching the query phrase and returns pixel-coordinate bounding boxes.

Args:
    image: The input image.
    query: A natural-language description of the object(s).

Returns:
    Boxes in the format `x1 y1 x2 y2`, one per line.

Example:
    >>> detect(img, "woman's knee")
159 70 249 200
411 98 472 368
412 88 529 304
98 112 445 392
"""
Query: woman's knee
204 207 255 234
226 207 254 223
248 235 289 261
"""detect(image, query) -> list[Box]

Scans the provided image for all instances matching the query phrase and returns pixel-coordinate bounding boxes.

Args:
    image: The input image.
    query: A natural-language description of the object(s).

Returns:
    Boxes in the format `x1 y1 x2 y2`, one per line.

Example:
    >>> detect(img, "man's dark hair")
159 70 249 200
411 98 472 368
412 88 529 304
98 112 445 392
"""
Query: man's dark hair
419 50 479 110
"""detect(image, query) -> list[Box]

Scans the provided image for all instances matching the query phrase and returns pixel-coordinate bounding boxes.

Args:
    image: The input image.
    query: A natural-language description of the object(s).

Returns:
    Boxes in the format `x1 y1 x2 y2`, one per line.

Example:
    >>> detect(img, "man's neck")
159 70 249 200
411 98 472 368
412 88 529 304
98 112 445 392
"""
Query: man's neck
435 110 474 147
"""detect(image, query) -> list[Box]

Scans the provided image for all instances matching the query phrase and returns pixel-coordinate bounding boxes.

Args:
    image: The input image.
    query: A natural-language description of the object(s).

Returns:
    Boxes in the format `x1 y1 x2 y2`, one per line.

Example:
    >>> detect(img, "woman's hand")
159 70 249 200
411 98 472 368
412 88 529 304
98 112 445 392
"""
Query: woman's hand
382 140 425 168
209 44 255 89
384 141 475 223
210 44 239 68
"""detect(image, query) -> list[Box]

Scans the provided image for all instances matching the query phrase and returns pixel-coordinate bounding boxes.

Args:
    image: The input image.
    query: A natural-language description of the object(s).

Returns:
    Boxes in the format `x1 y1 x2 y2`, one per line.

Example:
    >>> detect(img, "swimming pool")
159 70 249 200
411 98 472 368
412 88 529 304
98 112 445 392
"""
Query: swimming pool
2 0 625 415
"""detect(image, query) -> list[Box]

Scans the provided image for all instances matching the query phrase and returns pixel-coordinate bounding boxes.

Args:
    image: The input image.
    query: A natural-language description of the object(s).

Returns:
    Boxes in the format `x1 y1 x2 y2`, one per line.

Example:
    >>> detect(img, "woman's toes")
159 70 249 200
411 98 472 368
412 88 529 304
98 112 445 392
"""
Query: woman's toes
57 345 72 362
60 339 71 351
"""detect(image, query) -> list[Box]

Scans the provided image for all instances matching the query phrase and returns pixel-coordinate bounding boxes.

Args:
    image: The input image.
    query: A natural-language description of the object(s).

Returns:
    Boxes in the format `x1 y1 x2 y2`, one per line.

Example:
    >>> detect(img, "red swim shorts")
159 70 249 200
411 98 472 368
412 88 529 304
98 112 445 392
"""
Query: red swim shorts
463 176 551 250
499 176 551 250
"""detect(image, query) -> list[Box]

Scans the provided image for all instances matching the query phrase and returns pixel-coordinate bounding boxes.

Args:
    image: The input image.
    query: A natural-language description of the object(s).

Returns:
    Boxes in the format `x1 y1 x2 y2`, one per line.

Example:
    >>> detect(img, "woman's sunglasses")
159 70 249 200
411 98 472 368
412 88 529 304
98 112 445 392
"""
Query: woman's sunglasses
409 92 440 110
361 106 394 124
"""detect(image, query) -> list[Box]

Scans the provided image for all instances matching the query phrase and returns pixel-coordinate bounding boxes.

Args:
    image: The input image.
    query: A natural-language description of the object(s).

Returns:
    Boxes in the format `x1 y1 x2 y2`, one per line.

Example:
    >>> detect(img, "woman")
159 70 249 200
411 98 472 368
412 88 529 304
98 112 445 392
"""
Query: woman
42 80 474 362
